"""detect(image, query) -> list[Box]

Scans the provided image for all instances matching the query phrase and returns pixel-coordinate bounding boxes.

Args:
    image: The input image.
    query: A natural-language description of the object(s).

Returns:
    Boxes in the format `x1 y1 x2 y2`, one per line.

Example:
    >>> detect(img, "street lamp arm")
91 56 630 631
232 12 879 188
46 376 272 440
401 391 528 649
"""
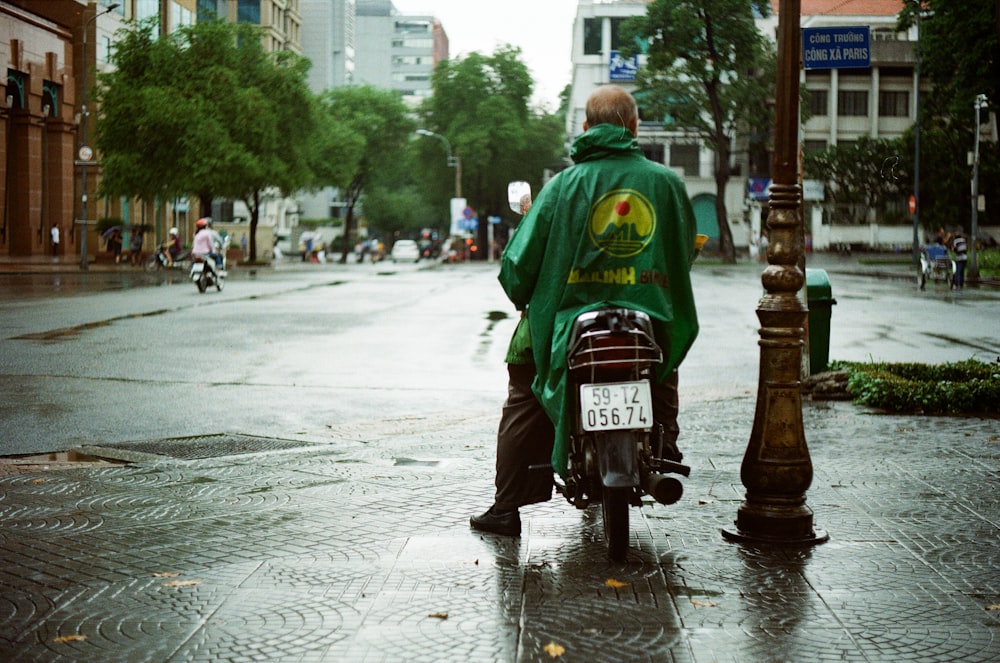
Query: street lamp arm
415 129 461 198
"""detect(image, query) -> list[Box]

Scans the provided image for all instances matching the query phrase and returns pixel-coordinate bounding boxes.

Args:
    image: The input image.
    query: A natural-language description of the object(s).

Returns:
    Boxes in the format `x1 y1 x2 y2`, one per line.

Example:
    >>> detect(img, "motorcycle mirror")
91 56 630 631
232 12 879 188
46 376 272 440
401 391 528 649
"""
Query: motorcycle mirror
508 181 532 215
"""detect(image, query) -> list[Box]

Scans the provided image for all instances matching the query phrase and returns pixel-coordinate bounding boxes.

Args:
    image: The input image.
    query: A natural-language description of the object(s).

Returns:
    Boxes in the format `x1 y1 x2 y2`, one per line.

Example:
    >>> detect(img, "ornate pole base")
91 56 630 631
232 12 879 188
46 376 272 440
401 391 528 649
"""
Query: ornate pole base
721 189 828 547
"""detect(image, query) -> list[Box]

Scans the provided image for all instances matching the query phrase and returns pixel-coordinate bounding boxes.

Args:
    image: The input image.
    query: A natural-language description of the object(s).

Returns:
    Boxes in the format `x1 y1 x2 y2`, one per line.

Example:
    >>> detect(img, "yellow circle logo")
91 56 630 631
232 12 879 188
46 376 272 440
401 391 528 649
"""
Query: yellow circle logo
587 189 656 257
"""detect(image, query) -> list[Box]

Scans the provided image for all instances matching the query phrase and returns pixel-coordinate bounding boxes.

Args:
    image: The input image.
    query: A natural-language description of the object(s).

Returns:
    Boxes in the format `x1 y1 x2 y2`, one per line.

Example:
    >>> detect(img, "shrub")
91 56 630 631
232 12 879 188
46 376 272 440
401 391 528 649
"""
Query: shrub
834 359 1000 415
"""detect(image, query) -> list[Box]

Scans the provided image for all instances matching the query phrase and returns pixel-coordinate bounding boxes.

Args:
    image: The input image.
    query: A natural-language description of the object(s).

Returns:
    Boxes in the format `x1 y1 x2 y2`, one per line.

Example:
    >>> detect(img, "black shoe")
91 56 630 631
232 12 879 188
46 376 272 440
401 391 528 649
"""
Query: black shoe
470 506 521 536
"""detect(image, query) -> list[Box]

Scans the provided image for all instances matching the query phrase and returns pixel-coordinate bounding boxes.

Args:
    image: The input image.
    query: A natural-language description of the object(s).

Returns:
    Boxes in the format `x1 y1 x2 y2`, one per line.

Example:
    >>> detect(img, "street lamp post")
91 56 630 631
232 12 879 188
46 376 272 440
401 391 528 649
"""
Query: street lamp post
722 0 827 546
78 2 118 271
415 129 461 198
969 93 988 280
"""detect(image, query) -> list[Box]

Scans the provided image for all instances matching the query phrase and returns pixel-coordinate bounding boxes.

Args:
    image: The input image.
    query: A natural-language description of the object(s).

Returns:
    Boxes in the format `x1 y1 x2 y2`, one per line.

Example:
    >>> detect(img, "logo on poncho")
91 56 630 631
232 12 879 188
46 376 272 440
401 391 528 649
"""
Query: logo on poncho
587 189 655 257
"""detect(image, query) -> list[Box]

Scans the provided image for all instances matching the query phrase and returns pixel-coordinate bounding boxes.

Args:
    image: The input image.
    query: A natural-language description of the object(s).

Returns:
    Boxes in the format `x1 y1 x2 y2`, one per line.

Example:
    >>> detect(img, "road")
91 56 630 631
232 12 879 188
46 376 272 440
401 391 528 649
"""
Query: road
0 259 997 457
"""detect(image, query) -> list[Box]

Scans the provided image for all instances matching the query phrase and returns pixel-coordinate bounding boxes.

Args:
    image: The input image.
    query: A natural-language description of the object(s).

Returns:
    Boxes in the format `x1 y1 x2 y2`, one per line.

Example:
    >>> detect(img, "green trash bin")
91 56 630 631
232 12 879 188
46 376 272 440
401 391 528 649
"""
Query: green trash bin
805 268 836 373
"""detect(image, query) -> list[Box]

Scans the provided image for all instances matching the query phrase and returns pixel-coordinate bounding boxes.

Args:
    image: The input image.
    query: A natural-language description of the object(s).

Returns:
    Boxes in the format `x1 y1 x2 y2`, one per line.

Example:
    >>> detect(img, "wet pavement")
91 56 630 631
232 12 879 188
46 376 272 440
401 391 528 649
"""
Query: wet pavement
0 254 998 661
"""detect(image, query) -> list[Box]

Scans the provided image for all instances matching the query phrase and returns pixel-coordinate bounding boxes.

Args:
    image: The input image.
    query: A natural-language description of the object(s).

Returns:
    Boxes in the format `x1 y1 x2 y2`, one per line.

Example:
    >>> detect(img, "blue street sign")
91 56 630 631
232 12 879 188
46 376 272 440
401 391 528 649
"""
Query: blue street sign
609 50 639 82
802 26 871 70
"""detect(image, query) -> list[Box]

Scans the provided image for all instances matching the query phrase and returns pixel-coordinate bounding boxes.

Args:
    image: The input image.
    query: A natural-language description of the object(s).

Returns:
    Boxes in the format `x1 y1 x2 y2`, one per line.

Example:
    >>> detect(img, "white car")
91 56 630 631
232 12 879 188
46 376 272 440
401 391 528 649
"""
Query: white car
390 239 420 263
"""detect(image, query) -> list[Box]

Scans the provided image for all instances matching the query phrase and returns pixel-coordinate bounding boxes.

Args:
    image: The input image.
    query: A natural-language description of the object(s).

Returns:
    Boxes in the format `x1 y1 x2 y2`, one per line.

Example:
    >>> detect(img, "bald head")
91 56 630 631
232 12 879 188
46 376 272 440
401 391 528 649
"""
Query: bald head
584 86 639 136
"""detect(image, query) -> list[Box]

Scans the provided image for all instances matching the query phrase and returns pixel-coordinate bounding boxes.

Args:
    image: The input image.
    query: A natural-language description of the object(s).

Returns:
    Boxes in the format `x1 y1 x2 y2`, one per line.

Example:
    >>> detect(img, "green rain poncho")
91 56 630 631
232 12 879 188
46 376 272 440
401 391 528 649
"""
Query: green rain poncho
499 123 700 477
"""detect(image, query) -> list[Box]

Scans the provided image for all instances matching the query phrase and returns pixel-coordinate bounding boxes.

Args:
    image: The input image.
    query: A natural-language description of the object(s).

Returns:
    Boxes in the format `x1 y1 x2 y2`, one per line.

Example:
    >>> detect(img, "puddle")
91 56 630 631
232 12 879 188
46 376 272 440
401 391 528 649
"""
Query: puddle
393 457 441 467
0 450 128 473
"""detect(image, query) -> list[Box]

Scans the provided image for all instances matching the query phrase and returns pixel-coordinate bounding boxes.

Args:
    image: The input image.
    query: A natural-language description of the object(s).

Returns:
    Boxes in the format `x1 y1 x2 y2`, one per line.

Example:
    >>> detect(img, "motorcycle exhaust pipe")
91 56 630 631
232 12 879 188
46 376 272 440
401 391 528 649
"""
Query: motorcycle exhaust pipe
644 473 683 505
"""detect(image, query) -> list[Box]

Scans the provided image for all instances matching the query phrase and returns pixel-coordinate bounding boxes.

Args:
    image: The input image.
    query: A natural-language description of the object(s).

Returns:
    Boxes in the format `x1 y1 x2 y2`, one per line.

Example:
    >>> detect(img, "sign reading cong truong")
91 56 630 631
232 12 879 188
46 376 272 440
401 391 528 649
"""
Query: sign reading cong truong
802 26 871 70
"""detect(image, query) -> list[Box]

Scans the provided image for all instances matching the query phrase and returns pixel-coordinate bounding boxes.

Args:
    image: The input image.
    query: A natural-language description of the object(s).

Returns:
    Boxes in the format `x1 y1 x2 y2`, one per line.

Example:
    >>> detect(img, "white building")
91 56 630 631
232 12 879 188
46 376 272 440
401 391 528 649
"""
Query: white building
565 0 750 248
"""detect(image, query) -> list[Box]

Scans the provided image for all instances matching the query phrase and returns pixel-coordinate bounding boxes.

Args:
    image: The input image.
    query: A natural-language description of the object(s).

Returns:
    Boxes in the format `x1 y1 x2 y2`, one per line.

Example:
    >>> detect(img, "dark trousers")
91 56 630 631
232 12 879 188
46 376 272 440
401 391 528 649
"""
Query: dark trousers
493 363 680 512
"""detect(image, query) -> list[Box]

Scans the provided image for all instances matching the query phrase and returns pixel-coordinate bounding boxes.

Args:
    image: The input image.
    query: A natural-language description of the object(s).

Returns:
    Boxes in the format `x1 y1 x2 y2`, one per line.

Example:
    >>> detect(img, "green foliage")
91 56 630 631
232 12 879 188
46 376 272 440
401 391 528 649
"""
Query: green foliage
896 0 999 235
838 359 1000 415
418 46 566 230
977 247 1000 275
317 85 415 257
96 19 344 261
803 137 908 224
619 0 776 263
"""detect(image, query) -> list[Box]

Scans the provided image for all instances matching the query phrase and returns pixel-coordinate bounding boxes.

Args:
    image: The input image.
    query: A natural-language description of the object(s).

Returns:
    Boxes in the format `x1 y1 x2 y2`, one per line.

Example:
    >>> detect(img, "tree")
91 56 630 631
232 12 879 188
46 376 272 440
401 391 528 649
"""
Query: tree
621 0 775 263
98 19 331 261
897 0 999 235
418 46 566 256
803 137 908 225
318 86 415 262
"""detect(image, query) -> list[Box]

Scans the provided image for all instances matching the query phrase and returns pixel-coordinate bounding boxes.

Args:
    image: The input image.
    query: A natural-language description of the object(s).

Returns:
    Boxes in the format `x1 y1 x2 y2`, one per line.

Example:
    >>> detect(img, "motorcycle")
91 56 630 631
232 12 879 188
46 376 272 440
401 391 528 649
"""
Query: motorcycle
144 245 190 272
189 253 226 293
507 181 702 561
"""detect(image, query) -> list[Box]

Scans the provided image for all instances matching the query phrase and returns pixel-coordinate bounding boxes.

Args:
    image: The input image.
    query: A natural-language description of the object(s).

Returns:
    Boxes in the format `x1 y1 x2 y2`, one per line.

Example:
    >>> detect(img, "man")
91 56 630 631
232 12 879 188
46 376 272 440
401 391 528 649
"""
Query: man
50 224 59 257
471 85 700 536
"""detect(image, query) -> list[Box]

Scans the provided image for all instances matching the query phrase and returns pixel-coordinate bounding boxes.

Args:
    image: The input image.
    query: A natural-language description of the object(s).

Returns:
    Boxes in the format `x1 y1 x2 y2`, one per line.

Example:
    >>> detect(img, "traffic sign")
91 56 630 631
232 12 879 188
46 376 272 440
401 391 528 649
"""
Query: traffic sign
908 195 916 215
802 26 871 70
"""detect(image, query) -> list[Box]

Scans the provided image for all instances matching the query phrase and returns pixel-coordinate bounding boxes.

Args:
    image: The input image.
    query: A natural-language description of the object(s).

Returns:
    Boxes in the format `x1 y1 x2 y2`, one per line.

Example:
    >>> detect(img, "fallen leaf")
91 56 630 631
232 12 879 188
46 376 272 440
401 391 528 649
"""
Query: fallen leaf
427 612 449 619
543 641 566 657
604 578 628 588
691 599 717 607
152 572 181 578
163 579 202 588
53 634 87 643
697 499 714 505
32 478 45 484
986 604 1000 611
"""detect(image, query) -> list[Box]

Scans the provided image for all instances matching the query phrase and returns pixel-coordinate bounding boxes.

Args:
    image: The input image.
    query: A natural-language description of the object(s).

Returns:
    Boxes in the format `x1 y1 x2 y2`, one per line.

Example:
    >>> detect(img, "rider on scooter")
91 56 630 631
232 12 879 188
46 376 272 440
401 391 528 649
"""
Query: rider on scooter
191 218 222 272
471 85 700 536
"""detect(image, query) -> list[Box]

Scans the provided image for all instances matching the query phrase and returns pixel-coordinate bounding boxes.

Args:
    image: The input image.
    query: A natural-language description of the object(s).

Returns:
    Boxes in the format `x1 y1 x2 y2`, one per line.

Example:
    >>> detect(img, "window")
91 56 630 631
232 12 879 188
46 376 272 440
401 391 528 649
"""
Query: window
807 89 828 117
670 144 700 176
879 90 909 117
804 140 828 154
584 18 602 55
136 0 159 22
837 90 868 116
610 17 630 50
641 143 664 164
237 0 260 24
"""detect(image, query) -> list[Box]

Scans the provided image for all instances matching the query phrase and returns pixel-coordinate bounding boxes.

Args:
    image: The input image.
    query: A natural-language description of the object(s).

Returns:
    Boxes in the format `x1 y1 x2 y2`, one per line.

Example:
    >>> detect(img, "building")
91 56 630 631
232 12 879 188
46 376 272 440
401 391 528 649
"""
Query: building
300 0 355 93
563 0 963 252
761 0 921 250
565 0 751 249
296 0 449 225
354 0 446 107
1 0 125 261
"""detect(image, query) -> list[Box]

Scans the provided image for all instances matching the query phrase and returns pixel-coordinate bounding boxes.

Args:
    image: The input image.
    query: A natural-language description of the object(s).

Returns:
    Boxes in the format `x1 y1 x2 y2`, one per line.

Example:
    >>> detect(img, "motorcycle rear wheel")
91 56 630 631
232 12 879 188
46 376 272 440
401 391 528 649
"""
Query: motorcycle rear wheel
197 273 208 293
602 487 630 562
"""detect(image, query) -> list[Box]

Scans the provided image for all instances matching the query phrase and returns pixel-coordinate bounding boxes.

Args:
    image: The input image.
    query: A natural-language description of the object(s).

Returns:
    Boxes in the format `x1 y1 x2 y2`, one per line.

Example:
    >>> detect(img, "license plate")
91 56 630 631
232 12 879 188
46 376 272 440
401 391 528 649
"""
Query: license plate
579 381 653 431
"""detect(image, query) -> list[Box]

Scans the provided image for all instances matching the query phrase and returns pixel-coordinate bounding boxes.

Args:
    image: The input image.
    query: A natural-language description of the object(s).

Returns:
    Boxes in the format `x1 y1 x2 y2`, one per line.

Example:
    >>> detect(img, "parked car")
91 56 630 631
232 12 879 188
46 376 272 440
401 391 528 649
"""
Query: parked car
390 239 420 263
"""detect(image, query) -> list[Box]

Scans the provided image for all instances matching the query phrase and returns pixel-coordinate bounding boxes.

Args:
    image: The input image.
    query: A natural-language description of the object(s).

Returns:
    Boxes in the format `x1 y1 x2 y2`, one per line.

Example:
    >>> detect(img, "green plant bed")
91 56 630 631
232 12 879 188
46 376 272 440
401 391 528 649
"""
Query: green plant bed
831 359 1000 415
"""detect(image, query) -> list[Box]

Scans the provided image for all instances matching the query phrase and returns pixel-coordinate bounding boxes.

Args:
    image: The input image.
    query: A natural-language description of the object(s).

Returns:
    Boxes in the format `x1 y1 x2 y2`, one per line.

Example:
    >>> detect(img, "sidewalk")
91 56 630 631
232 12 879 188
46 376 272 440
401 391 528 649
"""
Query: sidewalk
0 253 998 661
1 399 997 661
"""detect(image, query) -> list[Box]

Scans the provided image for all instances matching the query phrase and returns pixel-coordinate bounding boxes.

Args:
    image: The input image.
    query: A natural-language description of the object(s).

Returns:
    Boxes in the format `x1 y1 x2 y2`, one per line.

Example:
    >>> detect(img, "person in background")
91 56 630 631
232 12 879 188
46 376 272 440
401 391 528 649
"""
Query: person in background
950 229 969 289
129 228 144 266
165 227 182 267
191 218 220 269
50 223 60 258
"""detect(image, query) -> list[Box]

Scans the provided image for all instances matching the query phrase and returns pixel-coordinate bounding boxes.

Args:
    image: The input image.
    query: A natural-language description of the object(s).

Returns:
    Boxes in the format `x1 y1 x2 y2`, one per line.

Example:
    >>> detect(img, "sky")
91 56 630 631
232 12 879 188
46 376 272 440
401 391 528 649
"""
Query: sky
387 0 579 110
